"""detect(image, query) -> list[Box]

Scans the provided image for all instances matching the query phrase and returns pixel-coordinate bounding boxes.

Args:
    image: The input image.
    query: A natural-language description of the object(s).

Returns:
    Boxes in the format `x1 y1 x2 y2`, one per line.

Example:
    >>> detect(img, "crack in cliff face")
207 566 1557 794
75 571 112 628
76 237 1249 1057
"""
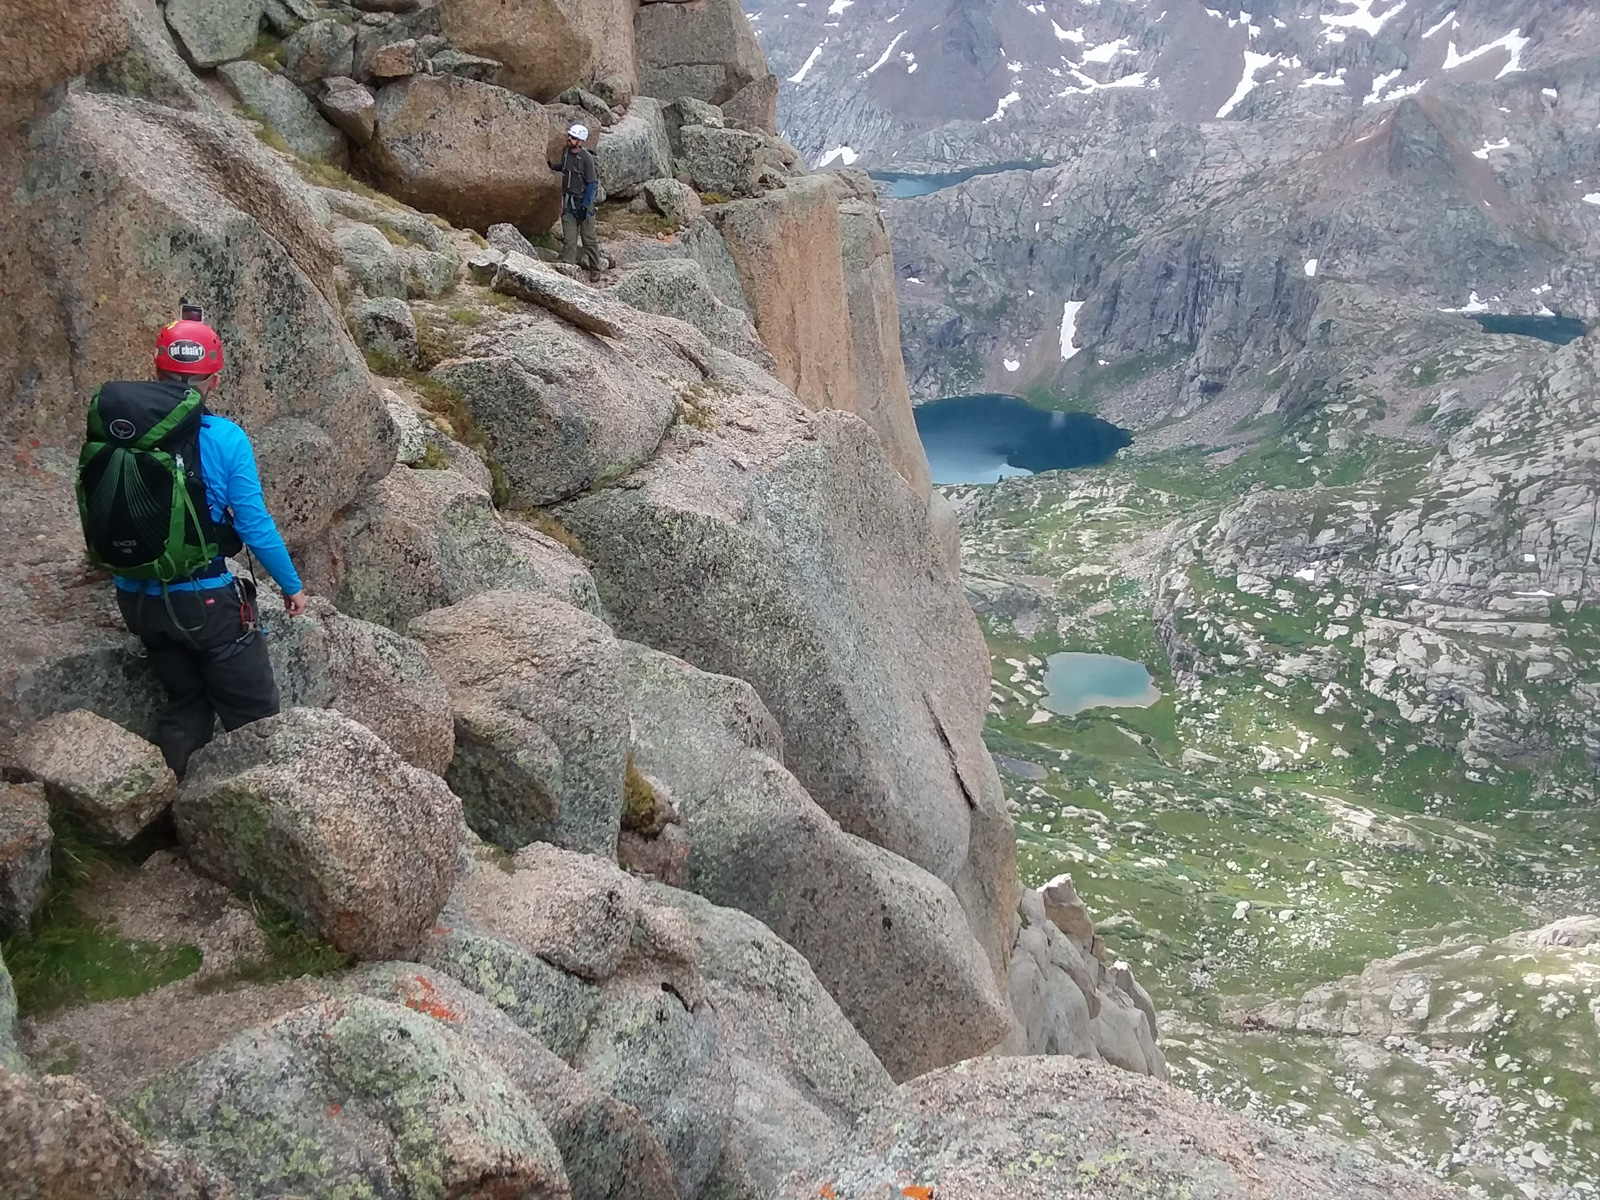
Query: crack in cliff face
925 691 978 811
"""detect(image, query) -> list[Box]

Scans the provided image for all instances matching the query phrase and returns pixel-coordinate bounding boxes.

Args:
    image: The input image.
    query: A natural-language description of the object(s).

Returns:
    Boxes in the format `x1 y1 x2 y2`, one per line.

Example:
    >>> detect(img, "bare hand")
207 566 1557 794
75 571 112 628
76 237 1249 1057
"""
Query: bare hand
283 590 309 618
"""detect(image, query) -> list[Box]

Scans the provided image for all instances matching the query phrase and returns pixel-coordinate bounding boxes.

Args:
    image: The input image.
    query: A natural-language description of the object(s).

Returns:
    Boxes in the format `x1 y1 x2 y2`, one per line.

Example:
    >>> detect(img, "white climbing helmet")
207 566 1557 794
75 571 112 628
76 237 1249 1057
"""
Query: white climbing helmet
568 122 590 142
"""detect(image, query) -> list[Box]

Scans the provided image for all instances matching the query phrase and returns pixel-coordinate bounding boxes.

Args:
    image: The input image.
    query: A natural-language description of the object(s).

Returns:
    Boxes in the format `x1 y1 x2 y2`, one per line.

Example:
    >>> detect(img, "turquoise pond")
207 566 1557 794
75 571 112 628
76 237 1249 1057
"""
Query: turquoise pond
1042 653 1161 716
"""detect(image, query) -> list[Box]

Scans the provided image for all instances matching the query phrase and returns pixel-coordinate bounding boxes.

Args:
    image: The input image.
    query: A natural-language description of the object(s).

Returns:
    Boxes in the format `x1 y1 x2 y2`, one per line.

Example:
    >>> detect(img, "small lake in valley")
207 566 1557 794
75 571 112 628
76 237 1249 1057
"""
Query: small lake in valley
1042 653 1161 717
1468 313 1587 345
913 393 1131 485
870 161 1043 198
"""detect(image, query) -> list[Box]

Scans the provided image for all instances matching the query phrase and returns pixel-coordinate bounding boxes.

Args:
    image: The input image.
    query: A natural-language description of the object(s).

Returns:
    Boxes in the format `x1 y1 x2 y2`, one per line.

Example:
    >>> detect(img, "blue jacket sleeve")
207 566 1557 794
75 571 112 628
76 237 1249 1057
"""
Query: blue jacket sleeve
207 419 304 596
582 180 597 212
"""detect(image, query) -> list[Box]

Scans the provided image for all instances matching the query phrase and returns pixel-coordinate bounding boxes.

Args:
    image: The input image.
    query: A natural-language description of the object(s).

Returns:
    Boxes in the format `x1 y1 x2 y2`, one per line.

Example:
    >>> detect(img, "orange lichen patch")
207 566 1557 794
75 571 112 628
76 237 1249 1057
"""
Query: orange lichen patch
902 1188 936 1200
398 973 461 1023
327 1103 342 1117
817 1186 838 1199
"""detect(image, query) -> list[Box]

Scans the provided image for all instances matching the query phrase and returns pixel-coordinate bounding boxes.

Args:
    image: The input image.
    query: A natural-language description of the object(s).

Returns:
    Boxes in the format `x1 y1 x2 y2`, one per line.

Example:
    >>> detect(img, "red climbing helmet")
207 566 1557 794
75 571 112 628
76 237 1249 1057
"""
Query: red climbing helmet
154 310 224 376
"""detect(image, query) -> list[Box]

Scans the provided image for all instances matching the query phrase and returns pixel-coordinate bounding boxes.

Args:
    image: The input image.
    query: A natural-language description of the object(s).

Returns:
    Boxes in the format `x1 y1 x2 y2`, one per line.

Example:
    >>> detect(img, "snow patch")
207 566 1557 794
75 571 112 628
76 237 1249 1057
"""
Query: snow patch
1061 301 1085 360
1082 37 1133 63
983 91 1022 122
1423 10 1456 38
789 42 826 84
1320 0 1408 41
1472 137 1511 159
1300 68 1347 88
1004 359 1021 372
863 31 907 75
826 0 851 13
815 145 859 167
1294 567 1317 582
1363 68 1403 104
1438 291 1491 314
1053 22 1085 42
1582 193 1600 206
1442 29 1530 79
1542 87 1558 100
1217 52 1278 119
1304 258 1319 277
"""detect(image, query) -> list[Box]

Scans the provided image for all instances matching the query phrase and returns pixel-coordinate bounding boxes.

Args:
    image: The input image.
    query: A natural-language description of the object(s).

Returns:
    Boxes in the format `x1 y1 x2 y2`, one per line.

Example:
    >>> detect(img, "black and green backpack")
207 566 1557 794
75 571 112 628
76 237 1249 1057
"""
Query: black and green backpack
76 381 241 582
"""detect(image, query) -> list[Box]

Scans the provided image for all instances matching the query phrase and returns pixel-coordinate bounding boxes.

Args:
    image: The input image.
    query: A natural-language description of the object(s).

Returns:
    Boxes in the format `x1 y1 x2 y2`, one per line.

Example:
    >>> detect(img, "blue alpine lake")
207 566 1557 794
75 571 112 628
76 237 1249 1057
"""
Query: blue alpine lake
913 393 1131 485
1042 653 1161 717
871 161 1043 199
1467 313 1587 345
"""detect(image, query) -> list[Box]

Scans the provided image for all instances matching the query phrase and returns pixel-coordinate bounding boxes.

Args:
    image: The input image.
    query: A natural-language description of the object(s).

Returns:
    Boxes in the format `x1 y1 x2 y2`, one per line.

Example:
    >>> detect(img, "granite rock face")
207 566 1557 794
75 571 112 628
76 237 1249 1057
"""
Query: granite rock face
410 590 628 857
622 641 1012 1081
559 369 1021 999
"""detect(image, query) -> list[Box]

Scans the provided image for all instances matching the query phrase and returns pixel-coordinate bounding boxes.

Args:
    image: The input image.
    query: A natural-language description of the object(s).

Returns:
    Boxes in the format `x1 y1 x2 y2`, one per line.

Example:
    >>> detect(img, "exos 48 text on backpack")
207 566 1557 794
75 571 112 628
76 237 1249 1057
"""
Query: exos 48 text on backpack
77 379 242 581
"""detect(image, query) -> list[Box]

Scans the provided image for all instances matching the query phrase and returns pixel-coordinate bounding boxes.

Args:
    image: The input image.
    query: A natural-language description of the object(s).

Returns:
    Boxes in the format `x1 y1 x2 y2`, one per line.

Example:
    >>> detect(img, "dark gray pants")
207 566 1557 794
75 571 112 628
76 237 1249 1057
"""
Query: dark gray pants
561 203 603 269
118 583 279 776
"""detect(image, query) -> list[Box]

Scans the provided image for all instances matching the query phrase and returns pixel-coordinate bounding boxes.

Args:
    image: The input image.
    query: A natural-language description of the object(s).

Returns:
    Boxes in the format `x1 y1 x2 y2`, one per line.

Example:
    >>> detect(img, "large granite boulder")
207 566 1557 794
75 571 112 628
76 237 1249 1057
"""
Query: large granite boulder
680 123 763 198
437 0 636 103
419 844 734 1198
0 0 129 127
643 176 702 228
332 963 677 1200
410 591 626 856
623 642 1012 1080
312 465 603 631
281 17 355 85
217 59 343 163
557 378 1019 991
777 1056 1462 1200
1 1070 232 1200
634 0 777 133
429 296 688 508
609 259 771 369
163 0 261 70
359 74 565 230
595 96 671 199
260 594 455 775
644 884 894 1195
14 709 175 842
176 708 462 959
123 995 569 1198
0 781 51 934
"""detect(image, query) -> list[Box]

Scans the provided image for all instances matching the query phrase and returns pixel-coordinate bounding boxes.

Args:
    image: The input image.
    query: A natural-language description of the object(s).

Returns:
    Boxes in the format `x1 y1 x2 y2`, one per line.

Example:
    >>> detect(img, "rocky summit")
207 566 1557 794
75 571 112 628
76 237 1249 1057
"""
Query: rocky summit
749 0 1600 1197
0 0 1584 1199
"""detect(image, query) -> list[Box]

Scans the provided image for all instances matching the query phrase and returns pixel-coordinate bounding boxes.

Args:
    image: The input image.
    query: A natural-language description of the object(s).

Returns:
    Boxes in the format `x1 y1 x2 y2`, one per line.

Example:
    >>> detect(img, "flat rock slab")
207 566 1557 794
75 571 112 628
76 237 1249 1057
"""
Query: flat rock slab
15 709 175 842
778 1055 1462 1200
492 252 624 337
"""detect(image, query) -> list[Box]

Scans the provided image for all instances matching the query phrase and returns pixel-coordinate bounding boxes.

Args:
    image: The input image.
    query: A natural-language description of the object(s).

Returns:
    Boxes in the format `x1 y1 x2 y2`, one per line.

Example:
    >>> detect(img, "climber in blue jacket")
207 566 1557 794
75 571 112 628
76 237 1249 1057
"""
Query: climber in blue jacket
87 314 307 776
548 122 605 271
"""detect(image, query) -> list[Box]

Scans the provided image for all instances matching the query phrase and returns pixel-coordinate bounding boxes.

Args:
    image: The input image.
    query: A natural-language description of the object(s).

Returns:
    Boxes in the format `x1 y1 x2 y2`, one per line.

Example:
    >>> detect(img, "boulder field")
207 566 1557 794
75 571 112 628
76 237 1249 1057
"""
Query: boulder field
0 1 1461 1197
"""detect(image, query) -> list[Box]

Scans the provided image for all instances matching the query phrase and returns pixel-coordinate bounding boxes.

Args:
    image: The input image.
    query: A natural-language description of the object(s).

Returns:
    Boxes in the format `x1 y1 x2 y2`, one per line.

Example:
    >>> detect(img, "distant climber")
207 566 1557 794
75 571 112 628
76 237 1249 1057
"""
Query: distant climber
548 121 605 271
76 306 308 777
